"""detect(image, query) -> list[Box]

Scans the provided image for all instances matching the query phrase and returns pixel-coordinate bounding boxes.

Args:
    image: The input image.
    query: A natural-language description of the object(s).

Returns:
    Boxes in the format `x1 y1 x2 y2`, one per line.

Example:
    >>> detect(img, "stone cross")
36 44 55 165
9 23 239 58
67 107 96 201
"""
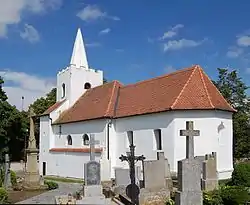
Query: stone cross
89 134 100 161
28 107 37 149
4 154 11 189
180 121 200 159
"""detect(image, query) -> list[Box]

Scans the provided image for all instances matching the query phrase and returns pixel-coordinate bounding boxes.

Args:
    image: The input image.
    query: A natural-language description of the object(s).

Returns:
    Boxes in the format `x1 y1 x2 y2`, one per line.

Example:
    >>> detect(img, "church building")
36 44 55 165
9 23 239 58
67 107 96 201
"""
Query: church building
39 28 236 180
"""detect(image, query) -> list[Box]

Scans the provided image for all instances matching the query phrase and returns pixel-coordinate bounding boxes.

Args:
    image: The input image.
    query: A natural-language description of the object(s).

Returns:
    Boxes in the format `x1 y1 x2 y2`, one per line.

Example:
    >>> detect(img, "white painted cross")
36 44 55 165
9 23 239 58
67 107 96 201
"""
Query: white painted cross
180 121 200 159
89 134 100 161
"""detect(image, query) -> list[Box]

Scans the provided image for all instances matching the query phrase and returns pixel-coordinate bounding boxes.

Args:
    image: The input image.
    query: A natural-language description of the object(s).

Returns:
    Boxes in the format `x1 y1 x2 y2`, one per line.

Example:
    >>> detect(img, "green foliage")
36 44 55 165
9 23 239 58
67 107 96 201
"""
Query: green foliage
220 185 250 205
203 185 250 205
213 68 250 159
44 180 59 190
30 88 56 115
165 197 175 205
10 170 17 187
0 188 8 204
231 162 250 187
203 189 223 205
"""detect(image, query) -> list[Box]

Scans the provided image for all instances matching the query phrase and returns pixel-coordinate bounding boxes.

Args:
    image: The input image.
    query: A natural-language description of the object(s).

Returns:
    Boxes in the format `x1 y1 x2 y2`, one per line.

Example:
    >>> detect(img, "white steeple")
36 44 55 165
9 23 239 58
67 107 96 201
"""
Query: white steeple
70 28 89 69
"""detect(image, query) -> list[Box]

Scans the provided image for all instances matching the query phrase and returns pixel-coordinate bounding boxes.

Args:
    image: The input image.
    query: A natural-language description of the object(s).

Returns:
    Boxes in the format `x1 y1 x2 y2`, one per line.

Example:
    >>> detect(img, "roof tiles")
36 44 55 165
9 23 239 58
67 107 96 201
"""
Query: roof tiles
50 65 235 124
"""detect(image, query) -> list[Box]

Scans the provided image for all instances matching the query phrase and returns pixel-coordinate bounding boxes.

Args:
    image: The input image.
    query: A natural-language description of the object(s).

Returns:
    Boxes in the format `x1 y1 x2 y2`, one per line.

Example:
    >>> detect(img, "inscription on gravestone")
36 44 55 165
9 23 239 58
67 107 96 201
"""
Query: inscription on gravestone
85 161 101 185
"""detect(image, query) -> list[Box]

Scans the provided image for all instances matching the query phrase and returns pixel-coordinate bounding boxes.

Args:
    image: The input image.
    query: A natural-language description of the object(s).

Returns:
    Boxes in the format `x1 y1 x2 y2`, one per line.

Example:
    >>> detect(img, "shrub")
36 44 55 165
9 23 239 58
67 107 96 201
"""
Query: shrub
10 170 17 187
44 180 59 190
220 185 250 205
231 162 250 187
0 188 8 204
165 197 175 205
203 189 223 205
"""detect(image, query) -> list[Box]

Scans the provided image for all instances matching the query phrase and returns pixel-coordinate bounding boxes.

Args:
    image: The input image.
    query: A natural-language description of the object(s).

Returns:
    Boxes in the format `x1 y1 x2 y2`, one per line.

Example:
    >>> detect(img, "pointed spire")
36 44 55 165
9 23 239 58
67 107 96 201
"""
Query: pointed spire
70 28 89 69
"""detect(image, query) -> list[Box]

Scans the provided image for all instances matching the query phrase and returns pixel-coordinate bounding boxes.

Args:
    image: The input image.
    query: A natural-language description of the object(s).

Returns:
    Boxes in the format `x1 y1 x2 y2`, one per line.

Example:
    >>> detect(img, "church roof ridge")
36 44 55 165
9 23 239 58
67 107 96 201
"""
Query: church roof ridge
50 65 236 124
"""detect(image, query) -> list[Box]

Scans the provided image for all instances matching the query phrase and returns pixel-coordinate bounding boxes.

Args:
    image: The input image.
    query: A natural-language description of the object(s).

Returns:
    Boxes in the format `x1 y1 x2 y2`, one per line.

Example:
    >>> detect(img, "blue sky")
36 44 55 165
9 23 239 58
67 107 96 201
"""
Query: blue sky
0 0 250 109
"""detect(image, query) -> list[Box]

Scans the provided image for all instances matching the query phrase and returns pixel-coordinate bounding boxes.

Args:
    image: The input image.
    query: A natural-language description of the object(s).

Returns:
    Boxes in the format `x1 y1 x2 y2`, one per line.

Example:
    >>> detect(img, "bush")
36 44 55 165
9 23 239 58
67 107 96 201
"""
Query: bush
0 169 17 187
220 185 250 205
0 188 8 204
10 170 17 187
44 180 59 190
165 197 175 205
231 162 250 187
203 189 223 205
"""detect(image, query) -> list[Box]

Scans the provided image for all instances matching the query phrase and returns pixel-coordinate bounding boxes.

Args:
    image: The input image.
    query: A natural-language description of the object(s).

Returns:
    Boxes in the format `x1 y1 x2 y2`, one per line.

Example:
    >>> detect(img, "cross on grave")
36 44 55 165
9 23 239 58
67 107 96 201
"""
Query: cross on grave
180 121 200 159
119 132 145 205
89 134 100 161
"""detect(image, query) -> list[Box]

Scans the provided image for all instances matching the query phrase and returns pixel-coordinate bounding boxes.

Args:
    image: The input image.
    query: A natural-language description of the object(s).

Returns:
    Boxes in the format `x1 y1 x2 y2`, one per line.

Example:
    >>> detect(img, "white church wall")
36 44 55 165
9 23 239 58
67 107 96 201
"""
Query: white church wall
70 66 103 106
56 67 71 102
39 115 51 176
114 112 175 177
173 110 233 179
44 119 106 178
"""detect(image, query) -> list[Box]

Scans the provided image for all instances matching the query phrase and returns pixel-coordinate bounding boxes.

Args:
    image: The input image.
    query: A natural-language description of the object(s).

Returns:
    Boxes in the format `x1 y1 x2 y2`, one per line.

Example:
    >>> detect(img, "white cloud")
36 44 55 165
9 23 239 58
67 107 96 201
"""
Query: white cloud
0 0 62 37
163 38 205 52
20 24 40 43
160 24 184 40
77 5 120 22
237 35 250 47
226 46 243 58
0 70 55 110
99 28 111 35
85 42 101 48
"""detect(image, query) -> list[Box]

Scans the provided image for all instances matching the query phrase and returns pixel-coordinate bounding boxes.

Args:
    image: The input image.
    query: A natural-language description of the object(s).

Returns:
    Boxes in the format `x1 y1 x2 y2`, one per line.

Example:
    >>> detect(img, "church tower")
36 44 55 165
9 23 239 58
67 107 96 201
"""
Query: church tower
56 28 103 107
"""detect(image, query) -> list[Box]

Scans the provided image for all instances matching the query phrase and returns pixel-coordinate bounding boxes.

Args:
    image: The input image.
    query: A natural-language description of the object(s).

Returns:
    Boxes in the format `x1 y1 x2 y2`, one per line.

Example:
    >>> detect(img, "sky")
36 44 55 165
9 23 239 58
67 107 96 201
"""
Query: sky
1 0 250 110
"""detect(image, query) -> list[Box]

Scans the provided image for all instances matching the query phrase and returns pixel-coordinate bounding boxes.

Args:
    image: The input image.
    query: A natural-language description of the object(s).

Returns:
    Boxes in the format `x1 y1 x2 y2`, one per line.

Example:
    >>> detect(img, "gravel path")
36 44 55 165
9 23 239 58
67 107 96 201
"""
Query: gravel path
16 182 83 204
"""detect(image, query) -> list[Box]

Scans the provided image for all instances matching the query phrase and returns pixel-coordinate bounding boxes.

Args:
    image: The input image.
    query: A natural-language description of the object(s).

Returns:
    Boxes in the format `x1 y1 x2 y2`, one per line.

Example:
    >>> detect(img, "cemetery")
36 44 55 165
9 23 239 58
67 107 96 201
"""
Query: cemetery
1 3 250 204
1 118 249 204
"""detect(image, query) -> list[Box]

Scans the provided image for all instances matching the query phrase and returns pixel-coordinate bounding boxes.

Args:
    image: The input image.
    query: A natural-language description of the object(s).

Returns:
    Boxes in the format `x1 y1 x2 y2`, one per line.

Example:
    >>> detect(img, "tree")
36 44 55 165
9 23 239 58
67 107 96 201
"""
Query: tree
30 88 56 115
0 77 28 162
213 68 250 159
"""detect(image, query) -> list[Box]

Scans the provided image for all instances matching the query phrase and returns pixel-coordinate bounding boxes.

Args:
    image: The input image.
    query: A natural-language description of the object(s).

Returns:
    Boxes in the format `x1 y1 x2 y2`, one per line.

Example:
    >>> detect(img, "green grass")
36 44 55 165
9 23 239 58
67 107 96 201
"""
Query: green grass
44 176 83 184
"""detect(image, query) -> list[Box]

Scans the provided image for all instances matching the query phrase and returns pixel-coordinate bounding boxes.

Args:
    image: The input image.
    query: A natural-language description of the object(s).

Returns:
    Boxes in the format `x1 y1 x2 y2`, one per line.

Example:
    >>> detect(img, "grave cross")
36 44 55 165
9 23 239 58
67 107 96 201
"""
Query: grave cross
89 134 100 161
180 121 200 159
119 132 145 205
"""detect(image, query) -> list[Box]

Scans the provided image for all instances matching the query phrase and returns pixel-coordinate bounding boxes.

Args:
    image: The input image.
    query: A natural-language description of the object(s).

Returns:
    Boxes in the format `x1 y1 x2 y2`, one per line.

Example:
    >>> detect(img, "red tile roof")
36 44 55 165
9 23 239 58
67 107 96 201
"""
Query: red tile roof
52 65 236 124
53 81 122 124
42 99 66 115
49 148 102 153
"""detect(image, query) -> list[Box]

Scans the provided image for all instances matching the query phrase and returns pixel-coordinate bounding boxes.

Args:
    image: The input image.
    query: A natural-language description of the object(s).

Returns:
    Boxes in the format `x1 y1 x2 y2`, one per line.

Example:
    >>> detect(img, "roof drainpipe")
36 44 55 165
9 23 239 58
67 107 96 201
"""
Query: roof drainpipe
107 119 112 160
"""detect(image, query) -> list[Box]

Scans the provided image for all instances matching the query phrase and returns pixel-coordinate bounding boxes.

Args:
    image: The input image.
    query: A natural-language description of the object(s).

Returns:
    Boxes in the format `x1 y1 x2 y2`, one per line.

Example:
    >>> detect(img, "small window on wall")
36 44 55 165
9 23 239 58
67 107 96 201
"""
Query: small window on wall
83 134 90 145
67 135 72 145
84 82 91 89
62 83 66 98
127 131 133 147
154 129 162 150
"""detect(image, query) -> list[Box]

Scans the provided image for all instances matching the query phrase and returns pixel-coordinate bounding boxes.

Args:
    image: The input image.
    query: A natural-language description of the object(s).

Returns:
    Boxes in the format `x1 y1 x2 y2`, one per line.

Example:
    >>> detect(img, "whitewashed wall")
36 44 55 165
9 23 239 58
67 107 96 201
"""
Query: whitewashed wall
173 110 233 179
113 112 175 179
39 119 107 178
113 110 233 180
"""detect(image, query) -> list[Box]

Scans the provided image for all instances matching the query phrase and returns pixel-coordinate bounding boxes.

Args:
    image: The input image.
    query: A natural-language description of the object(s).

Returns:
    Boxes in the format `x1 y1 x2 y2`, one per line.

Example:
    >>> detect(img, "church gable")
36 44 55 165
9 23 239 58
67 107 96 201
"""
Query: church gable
51 65 235 124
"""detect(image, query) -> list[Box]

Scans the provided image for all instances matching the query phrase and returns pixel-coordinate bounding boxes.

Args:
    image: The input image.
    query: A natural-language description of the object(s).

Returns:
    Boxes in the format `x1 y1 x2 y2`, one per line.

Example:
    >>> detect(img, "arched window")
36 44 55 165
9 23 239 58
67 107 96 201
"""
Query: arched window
67 135 72 145
154 129 162 150
62 83 66 98
83 134 89 145
84 82 91 89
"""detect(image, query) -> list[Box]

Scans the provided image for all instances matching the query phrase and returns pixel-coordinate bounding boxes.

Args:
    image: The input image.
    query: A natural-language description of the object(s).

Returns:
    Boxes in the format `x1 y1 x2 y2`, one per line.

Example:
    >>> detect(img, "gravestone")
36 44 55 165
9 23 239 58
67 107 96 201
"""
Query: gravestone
115 167 141 187
175 121 203 205
81 134 106 204
202 152 218 191
4 154 12 190
140 152 171 204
